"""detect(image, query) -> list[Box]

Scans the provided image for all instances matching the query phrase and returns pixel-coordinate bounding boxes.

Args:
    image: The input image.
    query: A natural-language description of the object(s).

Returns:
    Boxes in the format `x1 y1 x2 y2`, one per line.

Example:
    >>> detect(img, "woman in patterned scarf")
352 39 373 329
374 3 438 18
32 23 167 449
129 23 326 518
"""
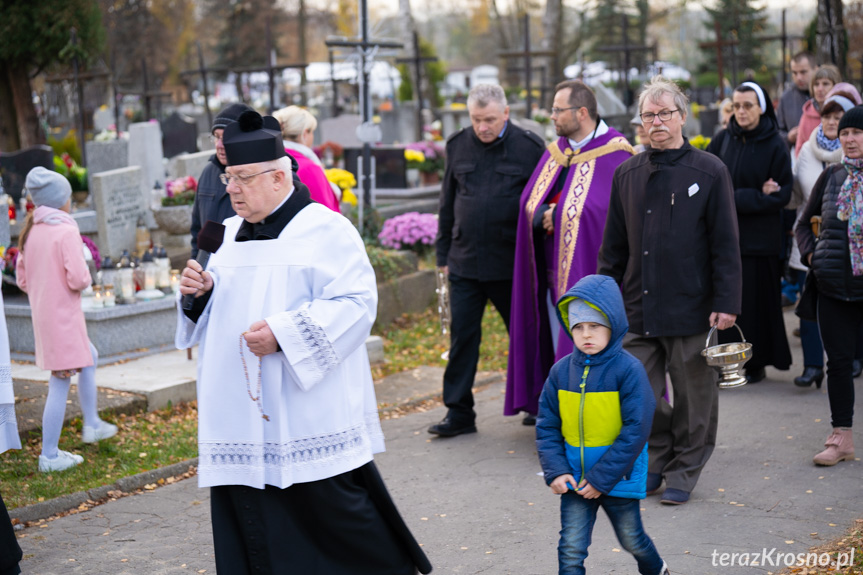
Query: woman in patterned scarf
796 105 863 466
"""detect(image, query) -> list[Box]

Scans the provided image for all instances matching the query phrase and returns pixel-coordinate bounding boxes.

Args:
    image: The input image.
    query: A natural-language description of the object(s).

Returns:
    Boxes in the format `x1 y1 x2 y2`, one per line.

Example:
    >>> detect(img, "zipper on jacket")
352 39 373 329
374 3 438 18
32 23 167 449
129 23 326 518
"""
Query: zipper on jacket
670 191 675 225
578 361 590 483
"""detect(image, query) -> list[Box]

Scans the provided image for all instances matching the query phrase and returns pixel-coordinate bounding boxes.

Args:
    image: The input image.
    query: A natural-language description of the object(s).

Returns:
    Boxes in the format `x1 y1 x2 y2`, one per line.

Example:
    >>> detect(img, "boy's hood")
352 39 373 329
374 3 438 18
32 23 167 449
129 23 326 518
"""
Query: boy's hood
556 275 628 363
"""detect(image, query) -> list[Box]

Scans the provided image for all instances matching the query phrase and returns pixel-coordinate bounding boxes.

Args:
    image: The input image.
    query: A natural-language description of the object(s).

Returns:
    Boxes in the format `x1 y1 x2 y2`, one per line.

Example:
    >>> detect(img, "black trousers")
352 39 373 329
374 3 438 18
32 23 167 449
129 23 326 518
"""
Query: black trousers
817 294 862 428
0 492 21 575
210 462 428 575
443 273 512 423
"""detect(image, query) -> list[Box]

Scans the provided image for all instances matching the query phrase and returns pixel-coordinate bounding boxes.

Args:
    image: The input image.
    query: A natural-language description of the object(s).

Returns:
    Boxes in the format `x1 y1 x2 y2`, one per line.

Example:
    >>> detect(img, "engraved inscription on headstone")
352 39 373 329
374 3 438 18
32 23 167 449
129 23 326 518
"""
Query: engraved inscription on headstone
90 166 148 259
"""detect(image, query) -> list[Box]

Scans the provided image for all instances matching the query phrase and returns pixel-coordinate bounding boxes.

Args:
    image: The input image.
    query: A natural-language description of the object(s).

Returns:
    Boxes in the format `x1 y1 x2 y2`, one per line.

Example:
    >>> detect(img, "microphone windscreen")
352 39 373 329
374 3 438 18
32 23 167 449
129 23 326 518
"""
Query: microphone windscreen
198 221 226 254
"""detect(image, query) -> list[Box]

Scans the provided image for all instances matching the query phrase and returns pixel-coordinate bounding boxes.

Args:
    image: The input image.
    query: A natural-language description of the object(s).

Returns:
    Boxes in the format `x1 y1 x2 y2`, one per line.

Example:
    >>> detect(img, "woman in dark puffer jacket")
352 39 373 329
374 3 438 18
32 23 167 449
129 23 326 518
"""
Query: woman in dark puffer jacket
796 105 863 466
706 82 793 383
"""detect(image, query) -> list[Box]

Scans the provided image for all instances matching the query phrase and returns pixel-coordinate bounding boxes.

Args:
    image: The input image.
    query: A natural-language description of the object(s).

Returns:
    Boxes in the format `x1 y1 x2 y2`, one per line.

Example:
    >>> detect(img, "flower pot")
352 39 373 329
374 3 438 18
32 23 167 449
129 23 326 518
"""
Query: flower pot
72 190 89 207
420 171 441 186
153 204 193 235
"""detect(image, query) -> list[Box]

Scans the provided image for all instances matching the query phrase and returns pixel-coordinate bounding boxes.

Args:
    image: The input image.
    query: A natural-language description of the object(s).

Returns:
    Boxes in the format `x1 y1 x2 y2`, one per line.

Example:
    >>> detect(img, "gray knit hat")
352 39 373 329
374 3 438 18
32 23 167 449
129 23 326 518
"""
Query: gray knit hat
212 103 254 134
567 299 610 330
25 167 71 209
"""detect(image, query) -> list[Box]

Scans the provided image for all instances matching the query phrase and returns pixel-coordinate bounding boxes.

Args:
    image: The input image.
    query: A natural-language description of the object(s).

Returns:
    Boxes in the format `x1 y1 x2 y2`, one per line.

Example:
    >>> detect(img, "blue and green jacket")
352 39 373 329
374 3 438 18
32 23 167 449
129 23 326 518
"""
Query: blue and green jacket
536 274 655 499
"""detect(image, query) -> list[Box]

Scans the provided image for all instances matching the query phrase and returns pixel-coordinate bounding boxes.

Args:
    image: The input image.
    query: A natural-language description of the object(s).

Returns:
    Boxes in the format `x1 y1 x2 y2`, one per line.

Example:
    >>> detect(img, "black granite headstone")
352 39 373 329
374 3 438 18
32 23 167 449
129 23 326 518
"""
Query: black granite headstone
160 112 198 159
344 146 407 189
0 145 54 203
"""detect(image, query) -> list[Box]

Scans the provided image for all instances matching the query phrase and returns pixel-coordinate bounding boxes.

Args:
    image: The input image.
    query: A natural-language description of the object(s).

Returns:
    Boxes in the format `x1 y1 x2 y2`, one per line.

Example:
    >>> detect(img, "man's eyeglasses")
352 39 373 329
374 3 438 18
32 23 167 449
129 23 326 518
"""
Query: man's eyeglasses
209 134 223 144
639 109 681 123
219 169 276 187
732 101 757 111
550 106 580 116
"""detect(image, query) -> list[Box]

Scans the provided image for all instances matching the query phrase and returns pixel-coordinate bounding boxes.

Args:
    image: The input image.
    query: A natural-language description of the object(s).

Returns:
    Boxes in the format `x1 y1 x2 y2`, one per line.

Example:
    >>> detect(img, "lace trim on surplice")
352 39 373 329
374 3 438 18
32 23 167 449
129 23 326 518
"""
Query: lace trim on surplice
288 309 339 376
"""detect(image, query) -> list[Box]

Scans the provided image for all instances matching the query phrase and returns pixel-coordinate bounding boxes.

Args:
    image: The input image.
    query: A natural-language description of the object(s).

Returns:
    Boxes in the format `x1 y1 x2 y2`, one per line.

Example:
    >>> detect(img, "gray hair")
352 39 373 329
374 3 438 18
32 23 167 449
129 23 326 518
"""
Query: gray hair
467 84 507 110
638 76 689 118
263 155 294 180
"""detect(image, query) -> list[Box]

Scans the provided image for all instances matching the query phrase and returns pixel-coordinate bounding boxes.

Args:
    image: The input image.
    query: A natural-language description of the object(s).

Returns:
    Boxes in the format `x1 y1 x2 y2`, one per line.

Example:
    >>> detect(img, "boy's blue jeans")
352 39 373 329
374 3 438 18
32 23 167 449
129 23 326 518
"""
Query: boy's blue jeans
559 492 664 575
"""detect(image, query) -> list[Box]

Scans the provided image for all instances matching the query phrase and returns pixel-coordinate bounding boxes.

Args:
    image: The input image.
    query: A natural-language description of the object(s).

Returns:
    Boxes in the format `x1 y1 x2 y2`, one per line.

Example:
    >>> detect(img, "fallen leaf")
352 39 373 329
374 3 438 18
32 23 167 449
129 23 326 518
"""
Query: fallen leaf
785 540 794 544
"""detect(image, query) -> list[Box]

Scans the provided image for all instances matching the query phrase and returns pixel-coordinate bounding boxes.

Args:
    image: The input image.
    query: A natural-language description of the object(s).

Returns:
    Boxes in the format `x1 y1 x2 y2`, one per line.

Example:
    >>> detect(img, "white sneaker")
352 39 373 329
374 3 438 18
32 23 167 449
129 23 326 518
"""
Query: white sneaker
82 421 118 443
38 450 84 472
659 561 670 575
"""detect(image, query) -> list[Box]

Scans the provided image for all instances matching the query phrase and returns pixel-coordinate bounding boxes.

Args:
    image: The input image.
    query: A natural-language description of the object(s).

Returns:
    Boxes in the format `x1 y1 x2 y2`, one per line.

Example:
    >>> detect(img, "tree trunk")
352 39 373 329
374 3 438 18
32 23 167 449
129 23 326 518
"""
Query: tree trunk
0 61 20 152
2 62 43 151
817 0 846 75
489 0 511 50
542 0 562 107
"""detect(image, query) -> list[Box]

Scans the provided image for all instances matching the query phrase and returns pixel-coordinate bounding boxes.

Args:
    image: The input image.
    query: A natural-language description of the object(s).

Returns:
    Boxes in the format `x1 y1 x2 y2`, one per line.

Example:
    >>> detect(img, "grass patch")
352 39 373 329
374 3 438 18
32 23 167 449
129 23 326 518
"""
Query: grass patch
371 303 509 380
777 521 863 574
1 402 198 510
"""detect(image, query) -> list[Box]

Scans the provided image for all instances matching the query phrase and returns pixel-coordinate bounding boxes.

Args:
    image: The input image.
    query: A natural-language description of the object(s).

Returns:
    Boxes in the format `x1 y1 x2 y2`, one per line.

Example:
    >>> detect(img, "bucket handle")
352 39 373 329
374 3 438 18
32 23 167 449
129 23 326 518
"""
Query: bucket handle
705 322 747 350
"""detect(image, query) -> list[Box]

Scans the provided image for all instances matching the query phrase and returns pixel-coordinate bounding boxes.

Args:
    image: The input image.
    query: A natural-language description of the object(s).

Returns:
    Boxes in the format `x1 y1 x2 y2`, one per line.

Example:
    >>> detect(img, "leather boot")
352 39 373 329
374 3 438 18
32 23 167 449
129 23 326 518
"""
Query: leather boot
793 366 824 388
813 428 855 466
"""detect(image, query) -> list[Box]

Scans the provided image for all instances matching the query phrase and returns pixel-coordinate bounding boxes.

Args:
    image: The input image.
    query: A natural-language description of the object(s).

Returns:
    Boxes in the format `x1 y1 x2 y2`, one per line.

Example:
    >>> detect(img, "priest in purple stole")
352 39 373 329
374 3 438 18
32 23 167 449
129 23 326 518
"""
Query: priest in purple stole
505 80 635 420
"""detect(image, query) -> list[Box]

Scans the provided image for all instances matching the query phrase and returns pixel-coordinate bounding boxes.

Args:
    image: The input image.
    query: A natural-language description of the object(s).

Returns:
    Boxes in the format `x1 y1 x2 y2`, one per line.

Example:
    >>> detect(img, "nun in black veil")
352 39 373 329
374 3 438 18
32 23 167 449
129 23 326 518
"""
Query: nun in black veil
706 81 794 383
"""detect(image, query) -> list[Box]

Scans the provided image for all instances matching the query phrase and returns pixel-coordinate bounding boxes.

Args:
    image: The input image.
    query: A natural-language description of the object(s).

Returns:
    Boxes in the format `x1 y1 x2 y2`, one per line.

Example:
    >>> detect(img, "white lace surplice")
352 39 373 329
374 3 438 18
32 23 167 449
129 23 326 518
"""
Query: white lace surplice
176 205 383 489
0 289 20 454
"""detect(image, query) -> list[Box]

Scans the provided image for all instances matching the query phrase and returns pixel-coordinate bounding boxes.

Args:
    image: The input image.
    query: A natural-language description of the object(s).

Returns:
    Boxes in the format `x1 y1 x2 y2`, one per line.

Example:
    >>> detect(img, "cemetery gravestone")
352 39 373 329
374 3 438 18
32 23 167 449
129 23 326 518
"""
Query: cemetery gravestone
161 112 198 159
127 122 166 192
85 139 129 193
0 200 9 248
319 114 363 148
344 146 407 189
93 107 115 133
0 145 54 203
90 166 148 259
511 117 545 140
172 150 212 180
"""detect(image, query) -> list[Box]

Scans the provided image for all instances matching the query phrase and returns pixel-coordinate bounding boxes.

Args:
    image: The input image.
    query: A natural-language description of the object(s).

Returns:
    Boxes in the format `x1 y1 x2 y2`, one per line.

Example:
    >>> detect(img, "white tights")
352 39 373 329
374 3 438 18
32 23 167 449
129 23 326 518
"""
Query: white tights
41 343 100 459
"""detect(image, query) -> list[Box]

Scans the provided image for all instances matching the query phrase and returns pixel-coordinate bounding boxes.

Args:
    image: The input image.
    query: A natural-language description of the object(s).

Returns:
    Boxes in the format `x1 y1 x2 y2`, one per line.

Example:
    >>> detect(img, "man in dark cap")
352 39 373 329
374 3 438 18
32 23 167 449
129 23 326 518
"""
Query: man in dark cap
177 111 431 575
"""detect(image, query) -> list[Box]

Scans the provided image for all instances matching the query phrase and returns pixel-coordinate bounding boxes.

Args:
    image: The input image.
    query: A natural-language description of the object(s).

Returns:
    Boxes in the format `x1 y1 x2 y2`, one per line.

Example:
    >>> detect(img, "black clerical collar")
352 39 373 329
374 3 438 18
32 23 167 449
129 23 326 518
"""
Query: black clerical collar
235 183 312 242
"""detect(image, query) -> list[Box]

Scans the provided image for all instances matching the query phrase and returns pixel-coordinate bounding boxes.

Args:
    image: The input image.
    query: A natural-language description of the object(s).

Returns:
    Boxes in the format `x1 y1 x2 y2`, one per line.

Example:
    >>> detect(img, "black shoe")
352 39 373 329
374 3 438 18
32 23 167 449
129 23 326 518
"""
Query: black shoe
794 366 824 388
522 414 537 426
660 488 690 505
428 417 477 437
854 360 863 379
745 367 766 384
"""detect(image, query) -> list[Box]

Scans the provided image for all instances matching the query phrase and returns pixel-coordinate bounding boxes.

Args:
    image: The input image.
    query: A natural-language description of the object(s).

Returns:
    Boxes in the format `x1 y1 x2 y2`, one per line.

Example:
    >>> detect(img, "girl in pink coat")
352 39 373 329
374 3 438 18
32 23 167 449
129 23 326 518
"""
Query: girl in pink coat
16 167 117 473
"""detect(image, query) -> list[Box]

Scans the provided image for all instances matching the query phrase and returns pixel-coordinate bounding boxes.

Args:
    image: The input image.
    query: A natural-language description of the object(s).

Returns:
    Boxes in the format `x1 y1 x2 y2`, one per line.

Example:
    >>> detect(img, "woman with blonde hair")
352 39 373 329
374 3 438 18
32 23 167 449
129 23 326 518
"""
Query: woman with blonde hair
796 65 843 157
273 106 340 211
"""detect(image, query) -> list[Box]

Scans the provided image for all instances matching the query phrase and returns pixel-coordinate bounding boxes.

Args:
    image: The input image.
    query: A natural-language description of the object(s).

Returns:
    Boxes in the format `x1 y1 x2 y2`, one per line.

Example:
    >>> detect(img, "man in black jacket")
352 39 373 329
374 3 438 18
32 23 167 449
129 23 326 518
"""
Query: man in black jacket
597 76 742 505
430 84 545 436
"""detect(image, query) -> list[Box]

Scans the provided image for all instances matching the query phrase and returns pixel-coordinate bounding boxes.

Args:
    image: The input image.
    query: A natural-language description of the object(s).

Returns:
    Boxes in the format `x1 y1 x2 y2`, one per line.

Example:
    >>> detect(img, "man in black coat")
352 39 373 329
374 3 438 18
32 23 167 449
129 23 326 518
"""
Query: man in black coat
430 84 545 436
597 76 742 505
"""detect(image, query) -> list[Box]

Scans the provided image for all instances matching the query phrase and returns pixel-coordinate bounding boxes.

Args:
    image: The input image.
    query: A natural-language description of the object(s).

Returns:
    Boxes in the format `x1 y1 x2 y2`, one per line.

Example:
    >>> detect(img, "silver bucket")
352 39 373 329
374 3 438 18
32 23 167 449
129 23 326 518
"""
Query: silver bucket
700 323 753 389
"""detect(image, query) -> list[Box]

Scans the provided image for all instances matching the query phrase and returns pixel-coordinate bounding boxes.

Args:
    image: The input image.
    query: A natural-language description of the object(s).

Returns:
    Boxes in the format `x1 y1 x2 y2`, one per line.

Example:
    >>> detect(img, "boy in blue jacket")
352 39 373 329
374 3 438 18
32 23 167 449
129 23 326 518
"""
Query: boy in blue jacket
536 274 669 575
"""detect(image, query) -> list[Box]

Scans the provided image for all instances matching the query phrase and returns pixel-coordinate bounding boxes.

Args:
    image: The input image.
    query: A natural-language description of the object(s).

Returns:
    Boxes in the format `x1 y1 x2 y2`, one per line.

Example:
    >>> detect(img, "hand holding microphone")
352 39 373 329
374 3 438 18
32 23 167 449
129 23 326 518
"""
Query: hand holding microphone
181 221 225 310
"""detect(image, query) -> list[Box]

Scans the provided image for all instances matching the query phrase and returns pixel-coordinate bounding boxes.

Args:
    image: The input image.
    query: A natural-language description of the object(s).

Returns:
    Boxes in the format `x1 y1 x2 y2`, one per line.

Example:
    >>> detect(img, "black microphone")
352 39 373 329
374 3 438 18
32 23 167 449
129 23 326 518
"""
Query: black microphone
182 221 226 311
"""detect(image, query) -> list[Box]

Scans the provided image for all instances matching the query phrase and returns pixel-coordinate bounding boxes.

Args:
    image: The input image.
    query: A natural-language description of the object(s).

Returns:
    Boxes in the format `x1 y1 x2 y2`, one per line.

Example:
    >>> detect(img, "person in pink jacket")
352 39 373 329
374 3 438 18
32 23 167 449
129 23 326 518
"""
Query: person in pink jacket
795 65 842 157
273 106 341 211
16 167 117 473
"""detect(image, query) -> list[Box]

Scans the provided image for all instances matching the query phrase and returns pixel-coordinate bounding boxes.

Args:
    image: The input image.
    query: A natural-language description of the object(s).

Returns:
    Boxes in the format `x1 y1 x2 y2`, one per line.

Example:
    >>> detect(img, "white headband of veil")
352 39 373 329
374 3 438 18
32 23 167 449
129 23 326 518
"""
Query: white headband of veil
740 82 767 115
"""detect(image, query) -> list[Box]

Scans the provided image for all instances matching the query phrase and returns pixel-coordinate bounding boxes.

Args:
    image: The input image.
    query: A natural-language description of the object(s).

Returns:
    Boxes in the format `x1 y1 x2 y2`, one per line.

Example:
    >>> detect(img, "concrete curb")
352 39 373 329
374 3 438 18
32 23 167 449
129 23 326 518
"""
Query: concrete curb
10 458 198 524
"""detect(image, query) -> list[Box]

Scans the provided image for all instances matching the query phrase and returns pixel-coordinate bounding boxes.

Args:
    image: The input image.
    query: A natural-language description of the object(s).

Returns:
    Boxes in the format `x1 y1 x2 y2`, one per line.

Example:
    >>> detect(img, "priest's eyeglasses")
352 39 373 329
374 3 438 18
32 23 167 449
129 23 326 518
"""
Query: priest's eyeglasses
551 106 580 116
219 169 277 187
640 109 681 123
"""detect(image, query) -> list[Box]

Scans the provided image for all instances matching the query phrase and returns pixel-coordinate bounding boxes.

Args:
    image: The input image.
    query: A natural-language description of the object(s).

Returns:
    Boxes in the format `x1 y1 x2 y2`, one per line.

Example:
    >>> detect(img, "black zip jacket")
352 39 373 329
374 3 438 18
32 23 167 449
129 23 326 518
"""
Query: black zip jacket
598 141 742 337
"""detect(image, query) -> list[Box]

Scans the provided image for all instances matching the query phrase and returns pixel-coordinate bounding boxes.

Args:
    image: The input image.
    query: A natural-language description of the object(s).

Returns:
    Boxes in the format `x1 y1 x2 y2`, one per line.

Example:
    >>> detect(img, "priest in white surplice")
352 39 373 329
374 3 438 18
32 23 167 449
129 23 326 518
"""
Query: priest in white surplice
176 110 431 575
